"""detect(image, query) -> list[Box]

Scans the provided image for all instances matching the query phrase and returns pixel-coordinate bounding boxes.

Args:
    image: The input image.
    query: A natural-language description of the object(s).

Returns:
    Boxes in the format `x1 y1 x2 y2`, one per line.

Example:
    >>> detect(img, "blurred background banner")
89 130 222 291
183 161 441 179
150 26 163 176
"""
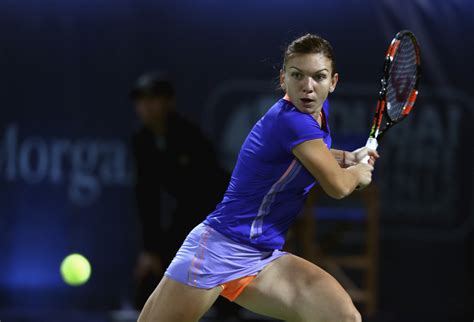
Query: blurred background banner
1 0 473 321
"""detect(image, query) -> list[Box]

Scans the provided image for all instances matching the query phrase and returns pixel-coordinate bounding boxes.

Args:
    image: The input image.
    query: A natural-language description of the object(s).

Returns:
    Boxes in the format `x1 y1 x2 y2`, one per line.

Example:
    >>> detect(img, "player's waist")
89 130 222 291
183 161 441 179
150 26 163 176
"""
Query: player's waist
203 217 287 251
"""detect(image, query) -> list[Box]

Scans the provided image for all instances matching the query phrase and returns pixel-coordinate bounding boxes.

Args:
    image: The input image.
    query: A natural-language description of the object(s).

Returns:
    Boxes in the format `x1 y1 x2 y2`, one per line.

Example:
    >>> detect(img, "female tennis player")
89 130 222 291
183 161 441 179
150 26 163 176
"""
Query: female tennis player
138 33 378 322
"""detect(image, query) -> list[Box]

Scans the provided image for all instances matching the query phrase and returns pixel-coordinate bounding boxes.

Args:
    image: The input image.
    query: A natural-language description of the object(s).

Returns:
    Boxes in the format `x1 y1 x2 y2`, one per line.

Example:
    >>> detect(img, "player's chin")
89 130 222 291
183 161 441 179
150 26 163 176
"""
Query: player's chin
295 103 317 114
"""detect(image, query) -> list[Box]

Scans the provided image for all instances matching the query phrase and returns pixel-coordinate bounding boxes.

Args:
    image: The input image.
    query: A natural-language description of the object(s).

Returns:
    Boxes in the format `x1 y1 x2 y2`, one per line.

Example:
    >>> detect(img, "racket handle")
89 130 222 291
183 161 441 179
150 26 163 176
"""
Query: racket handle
361 138 378 164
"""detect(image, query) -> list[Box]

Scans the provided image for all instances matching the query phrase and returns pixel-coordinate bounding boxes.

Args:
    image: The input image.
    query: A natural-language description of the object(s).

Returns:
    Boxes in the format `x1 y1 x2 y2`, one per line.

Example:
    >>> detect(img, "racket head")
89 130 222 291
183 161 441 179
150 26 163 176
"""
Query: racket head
384 30 421 122
369 30 421 141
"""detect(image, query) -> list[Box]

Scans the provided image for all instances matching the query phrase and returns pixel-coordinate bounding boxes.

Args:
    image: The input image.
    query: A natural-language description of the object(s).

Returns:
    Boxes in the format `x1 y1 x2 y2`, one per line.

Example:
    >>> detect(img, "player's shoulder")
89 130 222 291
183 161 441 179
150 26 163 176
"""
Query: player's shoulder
265 98 296 120
322 99 330 115
274 100 312 126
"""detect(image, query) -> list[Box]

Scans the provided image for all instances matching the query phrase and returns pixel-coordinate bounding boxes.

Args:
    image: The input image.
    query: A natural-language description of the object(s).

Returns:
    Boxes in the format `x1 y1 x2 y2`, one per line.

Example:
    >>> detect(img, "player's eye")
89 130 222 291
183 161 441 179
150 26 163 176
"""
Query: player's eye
291 72 303 80
313 74 327 81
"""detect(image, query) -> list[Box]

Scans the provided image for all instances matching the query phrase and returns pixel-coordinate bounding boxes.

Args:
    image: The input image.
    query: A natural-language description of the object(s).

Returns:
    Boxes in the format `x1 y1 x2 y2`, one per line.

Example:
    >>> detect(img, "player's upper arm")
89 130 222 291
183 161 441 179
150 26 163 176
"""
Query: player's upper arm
292 139 356 199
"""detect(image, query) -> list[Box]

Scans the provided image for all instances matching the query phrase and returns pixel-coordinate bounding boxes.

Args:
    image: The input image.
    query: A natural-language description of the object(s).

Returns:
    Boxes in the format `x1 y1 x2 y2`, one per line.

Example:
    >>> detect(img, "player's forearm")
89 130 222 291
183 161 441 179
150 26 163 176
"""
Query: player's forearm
328 167 360 198
330 148 357 168
294 141 359 199
343 166 364 191
330 149 346 167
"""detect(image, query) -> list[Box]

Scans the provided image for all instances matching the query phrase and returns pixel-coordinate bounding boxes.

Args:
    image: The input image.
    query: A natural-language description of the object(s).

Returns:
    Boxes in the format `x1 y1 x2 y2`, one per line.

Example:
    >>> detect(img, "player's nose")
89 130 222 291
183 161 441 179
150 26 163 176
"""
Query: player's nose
301 77 314 93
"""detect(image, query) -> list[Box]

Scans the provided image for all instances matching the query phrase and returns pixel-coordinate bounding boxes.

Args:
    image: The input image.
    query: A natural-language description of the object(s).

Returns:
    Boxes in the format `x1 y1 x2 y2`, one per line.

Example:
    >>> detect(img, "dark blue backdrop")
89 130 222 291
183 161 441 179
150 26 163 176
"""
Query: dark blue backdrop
1 0 473 321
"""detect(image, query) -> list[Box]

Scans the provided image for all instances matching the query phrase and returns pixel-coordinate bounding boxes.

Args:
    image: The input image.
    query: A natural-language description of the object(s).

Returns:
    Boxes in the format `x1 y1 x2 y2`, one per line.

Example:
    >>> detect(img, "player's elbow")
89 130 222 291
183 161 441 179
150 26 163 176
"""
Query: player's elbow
328 188 351 200
322 183 352 200
328 175 356 199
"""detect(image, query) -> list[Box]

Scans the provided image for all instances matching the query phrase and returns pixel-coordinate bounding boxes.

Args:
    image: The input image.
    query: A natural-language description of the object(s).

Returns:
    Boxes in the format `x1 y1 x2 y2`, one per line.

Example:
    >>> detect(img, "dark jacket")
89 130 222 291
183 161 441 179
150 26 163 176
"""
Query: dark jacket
131 112 228 263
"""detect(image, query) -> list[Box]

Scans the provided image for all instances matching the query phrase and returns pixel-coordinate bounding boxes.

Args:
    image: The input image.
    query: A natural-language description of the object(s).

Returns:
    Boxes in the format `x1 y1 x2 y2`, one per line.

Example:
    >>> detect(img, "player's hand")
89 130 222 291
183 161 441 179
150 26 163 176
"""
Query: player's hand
351 147 380 166
134 251 163 281
353 163 374 190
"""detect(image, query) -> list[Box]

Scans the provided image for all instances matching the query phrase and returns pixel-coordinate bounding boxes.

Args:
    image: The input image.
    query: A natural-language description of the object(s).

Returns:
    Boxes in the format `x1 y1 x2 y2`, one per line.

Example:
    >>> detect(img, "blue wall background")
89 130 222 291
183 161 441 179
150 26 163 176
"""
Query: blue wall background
1 0 473 320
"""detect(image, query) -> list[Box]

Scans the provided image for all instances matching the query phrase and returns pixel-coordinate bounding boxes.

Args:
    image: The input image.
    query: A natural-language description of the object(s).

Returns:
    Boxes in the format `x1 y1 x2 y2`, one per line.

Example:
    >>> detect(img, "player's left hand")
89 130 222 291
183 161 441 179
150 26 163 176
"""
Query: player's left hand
351 147 380 166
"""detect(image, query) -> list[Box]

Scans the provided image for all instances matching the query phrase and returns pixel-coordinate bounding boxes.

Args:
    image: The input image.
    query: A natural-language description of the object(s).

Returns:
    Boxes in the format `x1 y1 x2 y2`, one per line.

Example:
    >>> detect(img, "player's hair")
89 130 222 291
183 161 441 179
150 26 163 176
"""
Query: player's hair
283 34 337 75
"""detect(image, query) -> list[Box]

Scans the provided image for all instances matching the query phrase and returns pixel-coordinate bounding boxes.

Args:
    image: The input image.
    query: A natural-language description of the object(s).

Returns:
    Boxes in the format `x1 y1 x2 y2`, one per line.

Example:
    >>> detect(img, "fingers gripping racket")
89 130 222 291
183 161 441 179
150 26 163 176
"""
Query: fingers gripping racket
362 30 421 163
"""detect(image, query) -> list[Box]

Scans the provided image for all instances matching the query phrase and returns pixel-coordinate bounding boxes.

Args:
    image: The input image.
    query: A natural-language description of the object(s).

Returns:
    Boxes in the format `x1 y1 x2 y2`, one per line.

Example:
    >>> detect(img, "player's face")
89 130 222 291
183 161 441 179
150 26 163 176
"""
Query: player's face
280 53 338 118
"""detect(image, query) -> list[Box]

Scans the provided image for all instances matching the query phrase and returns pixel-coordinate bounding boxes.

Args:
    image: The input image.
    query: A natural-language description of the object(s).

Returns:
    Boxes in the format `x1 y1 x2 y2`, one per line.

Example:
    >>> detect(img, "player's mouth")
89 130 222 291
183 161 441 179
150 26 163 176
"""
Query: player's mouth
300 98 314 105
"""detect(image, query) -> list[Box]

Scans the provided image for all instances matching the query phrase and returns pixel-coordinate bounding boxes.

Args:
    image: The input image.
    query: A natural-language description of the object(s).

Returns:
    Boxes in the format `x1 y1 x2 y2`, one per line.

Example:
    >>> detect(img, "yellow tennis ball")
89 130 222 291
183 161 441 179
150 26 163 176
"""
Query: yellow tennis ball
60 253 91 286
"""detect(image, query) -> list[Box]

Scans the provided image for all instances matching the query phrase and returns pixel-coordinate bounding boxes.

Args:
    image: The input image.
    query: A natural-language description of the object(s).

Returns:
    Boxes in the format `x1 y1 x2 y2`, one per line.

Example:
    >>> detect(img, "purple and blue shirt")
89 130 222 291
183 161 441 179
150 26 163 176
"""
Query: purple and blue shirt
204 98 332 251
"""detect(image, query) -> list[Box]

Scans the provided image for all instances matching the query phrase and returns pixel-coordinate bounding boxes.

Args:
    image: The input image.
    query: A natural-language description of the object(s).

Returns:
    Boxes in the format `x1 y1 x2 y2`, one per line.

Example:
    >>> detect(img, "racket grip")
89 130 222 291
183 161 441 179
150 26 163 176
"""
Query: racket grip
361 138 378 164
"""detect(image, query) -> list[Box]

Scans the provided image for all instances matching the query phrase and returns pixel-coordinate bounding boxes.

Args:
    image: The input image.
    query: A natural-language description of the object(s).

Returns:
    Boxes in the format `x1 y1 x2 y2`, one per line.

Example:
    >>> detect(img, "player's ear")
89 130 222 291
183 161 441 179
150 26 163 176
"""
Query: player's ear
280 69 287 91
329 73 339 93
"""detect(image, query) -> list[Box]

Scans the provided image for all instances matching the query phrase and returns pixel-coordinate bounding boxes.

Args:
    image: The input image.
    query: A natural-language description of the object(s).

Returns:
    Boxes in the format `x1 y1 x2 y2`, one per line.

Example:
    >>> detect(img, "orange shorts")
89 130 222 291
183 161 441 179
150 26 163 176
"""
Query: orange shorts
220 275 257 301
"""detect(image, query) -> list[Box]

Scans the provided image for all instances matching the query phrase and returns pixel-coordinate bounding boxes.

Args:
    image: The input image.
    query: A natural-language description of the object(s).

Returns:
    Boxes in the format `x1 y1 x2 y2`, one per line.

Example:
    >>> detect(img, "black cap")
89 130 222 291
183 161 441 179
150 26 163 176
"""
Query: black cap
129 71 175 100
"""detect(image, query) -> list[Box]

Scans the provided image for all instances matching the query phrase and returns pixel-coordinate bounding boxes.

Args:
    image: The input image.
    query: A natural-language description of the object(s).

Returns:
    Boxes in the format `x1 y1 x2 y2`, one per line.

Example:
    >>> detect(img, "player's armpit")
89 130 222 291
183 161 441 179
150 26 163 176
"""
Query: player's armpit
292 139 359 199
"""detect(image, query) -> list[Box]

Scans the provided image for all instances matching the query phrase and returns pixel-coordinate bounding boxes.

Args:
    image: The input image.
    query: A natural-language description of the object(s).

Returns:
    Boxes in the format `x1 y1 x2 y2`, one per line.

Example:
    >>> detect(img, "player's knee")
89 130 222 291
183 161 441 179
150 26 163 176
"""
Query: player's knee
340 308 362 322
301 307 361 322
313 300 361 322
138 311 200 322
138 299 202 322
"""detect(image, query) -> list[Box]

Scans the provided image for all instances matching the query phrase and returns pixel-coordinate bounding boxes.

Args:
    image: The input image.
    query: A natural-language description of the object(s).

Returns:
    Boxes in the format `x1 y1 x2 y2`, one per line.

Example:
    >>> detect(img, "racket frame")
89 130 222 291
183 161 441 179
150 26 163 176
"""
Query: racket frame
366 30 421 148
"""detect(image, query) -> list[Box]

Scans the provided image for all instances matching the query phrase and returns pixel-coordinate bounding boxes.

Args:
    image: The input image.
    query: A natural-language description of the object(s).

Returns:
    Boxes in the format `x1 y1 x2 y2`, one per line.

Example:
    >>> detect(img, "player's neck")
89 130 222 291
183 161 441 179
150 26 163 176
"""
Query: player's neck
310 108 324 127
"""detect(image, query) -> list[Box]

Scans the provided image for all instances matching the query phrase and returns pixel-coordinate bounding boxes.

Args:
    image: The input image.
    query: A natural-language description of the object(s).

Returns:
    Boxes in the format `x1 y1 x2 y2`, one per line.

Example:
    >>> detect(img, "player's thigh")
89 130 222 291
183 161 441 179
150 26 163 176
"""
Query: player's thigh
138 276 222 322
234 254 361 322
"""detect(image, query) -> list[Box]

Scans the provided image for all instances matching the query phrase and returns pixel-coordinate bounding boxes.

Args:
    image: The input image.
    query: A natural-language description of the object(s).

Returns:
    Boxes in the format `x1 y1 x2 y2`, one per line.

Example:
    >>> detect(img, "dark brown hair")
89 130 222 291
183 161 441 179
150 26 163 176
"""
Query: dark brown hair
283 34 337 75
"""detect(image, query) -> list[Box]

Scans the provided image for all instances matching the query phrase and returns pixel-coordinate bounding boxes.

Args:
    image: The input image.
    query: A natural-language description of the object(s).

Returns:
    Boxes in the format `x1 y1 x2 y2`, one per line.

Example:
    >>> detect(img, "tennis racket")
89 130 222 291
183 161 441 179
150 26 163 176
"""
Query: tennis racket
362 30 421 163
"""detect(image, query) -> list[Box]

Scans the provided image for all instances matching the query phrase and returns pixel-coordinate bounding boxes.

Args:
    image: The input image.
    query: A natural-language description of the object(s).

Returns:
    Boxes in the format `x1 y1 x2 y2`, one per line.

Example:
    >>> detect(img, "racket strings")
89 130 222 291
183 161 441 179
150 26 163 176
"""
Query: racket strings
386 37 418 121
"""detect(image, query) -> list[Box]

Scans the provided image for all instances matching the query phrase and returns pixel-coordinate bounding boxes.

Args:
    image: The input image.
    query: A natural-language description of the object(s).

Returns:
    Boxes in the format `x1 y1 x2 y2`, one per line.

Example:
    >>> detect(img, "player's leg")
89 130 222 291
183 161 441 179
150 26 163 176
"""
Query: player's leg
138 276 222 322
234 254 361 322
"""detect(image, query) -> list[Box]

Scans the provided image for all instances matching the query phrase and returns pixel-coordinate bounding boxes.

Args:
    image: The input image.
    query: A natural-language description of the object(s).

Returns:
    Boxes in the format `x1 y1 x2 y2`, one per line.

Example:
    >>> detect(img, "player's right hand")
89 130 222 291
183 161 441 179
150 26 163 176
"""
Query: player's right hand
354 163 374 190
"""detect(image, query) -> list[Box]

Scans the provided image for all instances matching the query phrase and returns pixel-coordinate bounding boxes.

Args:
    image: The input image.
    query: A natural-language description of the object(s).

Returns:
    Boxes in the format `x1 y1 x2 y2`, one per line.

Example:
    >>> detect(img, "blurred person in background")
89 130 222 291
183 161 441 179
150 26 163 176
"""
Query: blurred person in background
129 71 230 315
